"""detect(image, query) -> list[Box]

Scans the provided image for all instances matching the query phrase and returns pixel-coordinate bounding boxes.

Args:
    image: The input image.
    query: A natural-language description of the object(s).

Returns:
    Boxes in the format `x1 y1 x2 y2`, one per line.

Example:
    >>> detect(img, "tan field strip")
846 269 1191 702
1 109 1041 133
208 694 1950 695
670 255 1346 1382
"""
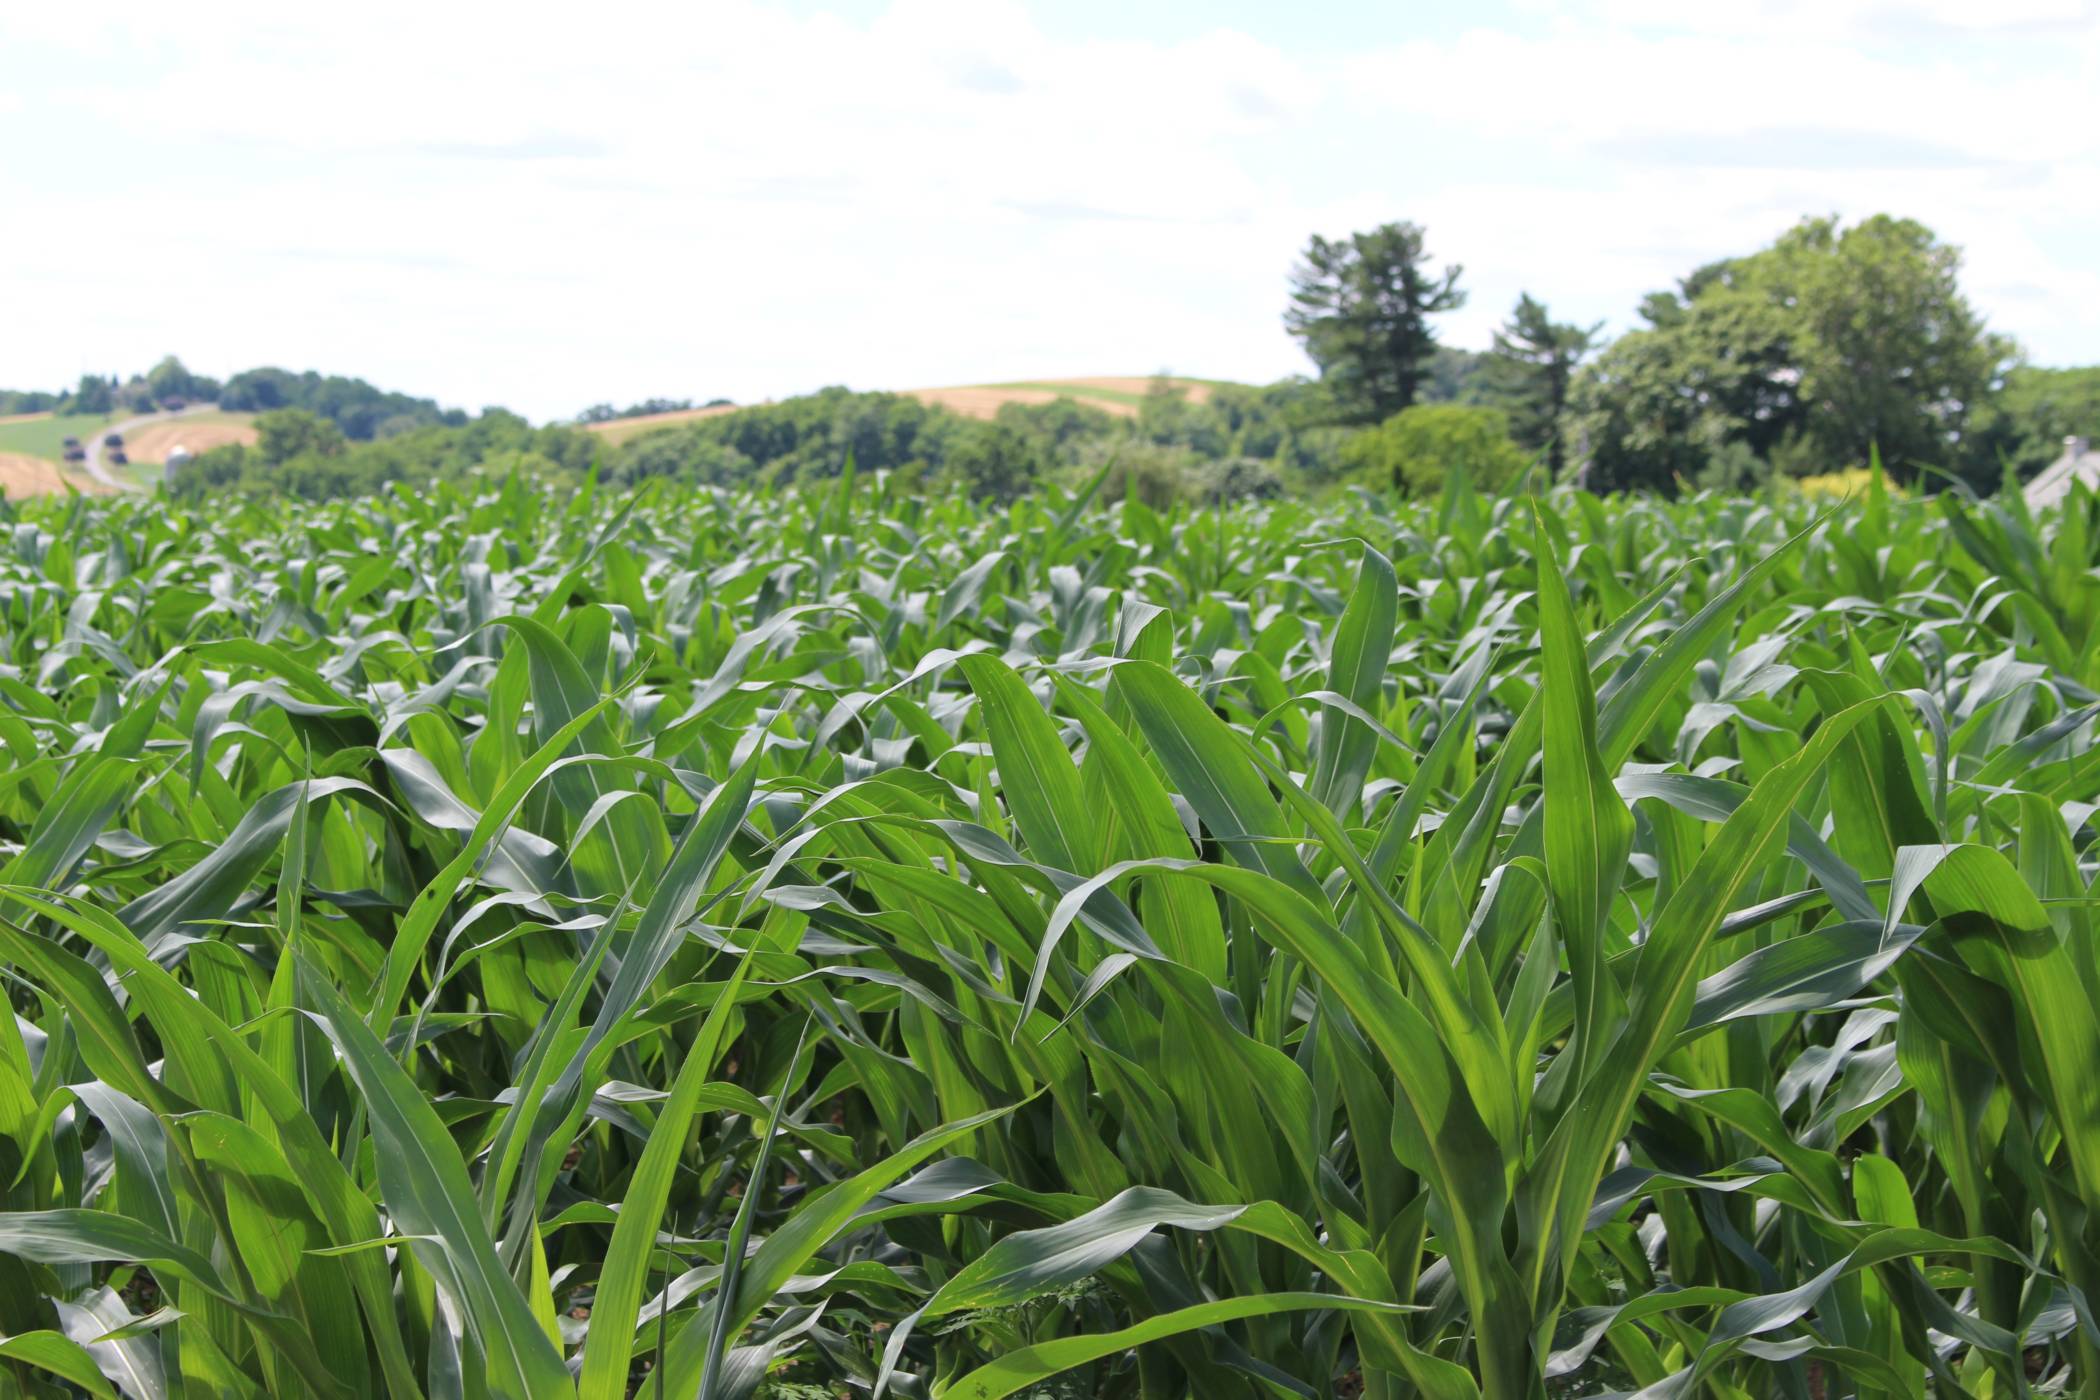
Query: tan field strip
582 377 1223 437
906 386 1084 418
1040 376 1217 403
583 403 744 446
0 452 110 500
123 417 260 465
0 410 55 427
908 377 1215 420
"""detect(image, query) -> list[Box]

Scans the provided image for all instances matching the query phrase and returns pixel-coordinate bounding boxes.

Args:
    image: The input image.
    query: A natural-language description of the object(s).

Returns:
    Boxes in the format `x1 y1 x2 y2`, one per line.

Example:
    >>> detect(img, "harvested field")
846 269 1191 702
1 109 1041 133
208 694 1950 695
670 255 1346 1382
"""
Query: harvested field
582 402 743 445
909 376 1218 419
1023 375 1218 403
905 385 1080 417
0 450 109 499
121 413 260 464
580 378 1227 438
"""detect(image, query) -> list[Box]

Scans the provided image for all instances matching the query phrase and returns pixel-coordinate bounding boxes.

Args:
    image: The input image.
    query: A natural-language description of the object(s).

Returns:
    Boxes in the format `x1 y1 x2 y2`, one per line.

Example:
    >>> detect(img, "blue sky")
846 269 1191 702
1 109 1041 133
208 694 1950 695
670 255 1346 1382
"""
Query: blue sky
4 0 2097 421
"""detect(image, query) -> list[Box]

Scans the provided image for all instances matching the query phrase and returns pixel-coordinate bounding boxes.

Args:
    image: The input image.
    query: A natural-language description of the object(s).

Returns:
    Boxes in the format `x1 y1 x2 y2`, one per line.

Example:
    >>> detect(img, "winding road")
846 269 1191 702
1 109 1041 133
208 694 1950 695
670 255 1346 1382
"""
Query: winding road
83 402 218 489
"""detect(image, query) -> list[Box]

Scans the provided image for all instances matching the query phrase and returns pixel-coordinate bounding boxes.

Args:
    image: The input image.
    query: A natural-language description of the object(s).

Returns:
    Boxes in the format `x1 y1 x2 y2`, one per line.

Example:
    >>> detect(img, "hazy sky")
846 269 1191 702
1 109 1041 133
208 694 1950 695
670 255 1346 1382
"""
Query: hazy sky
5 1 2097 421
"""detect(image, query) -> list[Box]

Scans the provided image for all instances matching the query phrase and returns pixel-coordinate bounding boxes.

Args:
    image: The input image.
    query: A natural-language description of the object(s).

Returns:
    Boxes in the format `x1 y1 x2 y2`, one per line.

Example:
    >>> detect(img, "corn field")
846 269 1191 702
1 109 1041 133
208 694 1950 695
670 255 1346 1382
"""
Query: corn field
1 467 2096 1399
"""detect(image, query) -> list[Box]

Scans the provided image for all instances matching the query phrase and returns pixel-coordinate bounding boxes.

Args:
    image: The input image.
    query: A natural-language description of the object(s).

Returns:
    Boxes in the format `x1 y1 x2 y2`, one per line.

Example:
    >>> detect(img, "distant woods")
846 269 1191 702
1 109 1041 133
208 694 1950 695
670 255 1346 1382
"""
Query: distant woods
0 357 463 440
12 209 2094 505
1282 213 2055 492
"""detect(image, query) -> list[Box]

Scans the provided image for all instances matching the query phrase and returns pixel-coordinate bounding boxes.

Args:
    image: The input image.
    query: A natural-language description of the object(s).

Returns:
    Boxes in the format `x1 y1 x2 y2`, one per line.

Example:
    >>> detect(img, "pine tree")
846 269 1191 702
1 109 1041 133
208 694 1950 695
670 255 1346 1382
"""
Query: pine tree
1482 294 1600 476
1284 222 1464 427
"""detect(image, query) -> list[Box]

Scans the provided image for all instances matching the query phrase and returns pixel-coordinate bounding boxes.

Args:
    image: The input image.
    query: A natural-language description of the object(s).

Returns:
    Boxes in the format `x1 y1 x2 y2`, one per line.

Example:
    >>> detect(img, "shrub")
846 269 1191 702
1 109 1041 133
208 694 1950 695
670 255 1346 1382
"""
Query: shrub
1340 402 1528 494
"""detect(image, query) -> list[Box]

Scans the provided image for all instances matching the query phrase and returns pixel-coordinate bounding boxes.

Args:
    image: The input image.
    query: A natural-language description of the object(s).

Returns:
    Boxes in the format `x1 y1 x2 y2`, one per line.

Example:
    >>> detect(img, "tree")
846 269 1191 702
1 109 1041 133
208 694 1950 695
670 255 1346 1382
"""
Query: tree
1417 346 1490 406
1570 215 2008 491
941 421 1045 502
144 355 218 406
256 408 346 466
1763 215 2010 480
69 374 114 415
221 368 459 439
1340 403 1526 496
1481 294 1600 475
1568 289 1801 492
1284 222 1464 427
1966 364 2100 483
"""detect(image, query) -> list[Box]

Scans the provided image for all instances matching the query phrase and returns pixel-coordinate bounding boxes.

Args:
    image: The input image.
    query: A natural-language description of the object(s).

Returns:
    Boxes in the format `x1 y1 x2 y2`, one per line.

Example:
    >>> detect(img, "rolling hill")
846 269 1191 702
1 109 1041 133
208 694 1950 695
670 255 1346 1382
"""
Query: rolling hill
582 376 1227 444
120 411 260 465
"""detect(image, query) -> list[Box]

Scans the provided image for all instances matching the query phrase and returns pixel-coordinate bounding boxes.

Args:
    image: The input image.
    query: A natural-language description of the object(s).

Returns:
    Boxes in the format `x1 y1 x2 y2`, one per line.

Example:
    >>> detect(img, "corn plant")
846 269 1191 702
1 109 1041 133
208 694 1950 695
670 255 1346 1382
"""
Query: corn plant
0 465 2095 1398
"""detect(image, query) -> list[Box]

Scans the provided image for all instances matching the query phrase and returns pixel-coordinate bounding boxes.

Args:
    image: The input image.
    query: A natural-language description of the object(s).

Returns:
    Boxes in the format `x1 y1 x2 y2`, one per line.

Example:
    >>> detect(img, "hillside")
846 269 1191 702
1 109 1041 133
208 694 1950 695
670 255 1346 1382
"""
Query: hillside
121 410 260 465
0 407 261 496
583 376 1227 444
581 402 743 447
0 451 107 500
0 411 123 463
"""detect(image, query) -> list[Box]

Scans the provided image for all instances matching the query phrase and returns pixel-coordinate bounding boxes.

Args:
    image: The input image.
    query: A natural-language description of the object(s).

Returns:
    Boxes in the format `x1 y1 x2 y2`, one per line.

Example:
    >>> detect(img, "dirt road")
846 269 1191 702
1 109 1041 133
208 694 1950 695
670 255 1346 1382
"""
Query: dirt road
85 403 219 488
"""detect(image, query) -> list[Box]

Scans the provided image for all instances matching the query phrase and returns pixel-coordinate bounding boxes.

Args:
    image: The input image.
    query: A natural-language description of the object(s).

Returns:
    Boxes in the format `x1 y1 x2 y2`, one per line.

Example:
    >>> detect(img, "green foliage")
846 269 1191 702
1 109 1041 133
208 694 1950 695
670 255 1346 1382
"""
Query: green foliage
1418 344 1490 406
1285 221 1466 426
1340 401 1528 494
1480 294 1600 475
219 366 466 439
1769 215 2011 477
575 397 708 423
174 409 596 502
66 373 115 415
604 381 1348 502
611 386 1003 490
142 355 220 407
1 471 2097 1396
0 387 64 416
1968 363 2100 480
938 421 1041 502
257 408 347 465
1571 214 2010 490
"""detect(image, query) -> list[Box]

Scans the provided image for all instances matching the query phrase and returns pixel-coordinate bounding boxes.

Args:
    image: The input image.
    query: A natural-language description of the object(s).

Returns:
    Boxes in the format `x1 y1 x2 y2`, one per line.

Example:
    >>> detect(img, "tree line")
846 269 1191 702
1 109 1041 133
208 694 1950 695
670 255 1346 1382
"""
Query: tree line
53 209 2100 505
1283 212 2090 492
0 357 464 440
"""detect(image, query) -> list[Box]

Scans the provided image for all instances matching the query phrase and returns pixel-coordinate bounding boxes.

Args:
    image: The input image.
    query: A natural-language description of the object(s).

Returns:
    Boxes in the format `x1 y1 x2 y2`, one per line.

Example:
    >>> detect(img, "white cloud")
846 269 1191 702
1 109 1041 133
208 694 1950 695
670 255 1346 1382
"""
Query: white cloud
2 0 2096 418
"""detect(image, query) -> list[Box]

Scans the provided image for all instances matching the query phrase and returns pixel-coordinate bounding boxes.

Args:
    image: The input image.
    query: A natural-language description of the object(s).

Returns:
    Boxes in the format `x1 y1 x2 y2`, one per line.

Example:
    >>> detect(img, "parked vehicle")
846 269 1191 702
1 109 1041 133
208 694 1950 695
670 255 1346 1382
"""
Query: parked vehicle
103 433 124 448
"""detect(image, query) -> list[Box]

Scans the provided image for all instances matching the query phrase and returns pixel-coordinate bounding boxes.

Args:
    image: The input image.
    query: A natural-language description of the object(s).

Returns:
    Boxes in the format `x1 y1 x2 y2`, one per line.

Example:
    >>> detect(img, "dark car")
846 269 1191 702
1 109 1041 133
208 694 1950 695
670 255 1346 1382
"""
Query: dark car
63 447 85 463
62 435 80 449
109 450 129 466
103 432 124 448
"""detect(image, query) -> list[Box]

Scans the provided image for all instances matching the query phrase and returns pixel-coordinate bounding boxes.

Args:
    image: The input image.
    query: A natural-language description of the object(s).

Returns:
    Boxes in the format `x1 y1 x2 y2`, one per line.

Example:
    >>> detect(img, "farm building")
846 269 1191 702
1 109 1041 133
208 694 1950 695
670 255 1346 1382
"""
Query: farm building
2025 435 2099 511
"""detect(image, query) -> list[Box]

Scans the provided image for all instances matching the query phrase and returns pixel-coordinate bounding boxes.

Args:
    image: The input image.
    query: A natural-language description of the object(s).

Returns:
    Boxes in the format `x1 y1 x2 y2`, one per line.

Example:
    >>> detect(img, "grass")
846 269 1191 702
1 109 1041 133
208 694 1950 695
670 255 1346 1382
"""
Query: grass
0 465 2095 1397
113 458 166 489
0 410 120 462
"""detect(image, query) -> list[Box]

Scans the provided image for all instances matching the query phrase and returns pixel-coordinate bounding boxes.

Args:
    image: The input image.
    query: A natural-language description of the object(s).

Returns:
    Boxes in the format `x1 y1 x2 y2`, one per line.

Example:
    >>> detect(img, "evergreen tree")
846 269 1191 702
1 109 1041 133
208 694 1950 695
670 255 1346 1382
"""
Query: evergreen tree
1481 294 1600 475
1284 222 1464 426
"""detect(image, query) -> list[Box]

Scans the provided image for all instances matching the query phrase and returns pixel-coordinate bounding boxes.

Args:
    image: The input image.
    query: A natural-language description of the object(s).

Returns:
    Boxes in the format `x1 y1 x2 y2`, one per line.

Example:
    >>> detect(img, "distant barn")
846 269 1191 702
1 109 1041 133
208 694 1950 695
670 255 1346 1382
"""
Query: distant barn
2025 436 2099 511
